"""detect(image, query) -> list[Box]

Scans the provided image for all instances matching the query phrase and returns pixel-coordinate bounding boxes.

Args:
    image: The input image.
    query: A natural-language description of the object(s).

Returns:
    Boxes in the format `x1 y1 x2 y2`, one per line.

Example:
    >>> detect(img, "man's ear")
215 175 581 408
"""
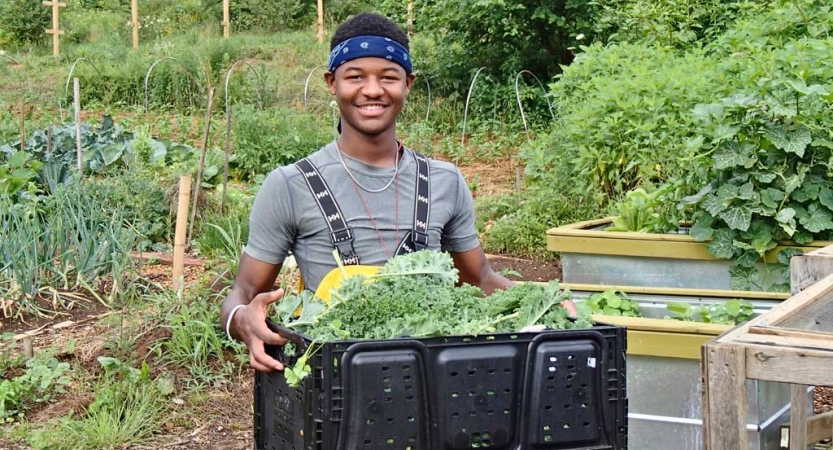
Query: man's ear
405 73 416 95
324 71 337 95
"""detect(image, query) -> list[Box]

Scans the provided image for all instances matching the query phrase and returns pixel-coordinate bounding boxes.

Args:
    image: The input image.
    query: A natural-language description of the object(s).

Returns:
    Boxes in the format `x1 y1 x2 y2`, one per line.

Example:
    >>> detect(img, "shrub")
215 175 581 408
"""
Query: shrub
0 0 51 49
523 42 727 207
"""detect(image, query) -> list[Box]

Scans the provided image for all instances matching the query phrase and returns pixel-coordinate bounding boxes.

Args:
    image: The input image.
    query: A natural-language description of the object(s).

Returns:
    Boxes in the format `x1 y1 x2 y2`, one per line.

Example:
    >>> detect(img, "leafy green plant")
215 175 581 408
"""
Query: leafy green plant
0 0 51 48
586 289 641 317
606 185 678 233
274 251 592 386
0 355 71 422
665 299 754 325
28 357 173 450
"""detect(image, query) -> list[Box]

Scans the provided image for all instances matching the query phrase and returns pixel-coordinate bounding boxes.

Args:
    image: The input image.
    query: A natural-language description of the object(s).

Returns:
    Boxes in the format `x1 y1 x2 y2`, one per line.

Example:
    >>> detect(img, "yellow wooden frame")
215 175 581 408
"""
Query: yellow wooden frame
547 218 832 263
592 315 730 360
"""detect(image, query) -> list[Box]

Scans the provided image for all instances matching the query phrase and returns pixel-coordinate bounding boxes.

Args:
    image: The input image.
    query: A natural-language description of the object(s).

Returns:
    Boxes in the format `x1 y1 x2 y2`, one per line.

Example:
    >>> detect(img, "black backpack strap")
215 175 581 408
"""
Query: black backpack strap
395 150 431 255
295 158 360 265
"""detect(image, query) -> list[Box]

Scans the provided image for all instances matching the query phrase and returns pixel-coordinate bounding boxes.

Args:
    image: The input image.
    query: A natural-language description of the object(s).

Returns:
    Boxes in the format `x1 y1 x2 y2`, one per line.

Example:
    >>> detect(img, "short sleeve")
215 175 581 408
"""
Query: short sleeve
243 169 296 264
440 169 480 253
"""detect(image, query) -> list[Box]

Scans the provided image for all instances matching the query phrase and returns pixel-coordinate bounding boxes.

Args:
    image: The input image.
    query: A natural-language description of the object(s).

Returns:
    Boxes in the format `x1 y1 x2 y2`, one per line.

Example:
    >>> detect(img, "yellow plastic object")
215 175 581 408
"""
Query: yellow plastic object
310 265 382 303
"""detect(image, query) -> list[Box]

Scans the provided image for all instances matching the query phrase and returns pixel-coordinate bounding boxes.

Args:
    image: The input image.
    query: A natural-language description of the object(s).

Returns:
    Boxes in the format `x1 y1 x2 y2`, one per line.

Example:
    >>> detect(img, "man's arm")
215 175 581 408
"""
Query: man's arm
220 252 288 372
451 246 514 295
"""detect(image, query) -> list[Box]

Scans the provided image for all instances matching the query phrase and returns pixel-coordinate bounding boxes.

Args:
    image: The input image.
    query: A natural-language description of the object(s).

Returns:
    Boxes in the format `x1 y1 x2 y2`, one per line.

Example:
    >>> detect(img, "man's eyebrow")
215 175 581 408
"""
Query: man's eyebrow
341 65 402 73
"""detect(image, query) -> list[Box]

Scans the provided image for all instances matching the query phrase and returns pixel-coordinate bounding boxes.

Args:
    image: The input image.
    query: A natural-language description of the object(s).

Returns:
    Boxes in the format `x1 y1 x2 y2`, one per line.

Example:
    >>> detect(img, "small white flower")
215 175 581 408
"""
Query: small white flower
576 34 585 41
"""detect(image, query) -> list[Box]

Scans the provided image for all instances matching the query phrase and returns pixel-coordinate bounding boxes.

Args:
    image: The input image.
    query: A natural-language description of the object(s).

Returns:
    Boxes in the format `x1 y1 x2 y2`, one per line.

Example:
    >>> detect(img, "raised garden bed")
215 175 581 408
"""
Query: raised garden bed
548 218 833 291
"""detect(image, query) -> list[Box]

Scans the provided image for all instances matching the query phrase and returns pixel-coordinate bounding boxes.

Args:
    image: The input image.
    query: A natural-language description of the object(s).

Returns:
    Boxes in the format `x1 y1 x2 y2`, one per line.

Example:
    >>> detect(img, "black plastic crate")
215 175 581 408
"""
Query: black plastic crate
255 324 627 450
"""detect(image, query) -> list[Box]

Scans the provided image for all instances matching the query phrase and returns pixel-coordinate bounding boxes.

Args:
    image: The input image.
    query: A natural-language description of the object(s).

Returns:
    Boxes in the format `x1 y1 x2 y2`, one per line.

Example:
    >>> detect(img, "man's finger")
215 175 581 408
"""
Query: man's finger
253 289 284 307
260 330 288 346
251 345 284 371
249 354 274 373
561 299 578 317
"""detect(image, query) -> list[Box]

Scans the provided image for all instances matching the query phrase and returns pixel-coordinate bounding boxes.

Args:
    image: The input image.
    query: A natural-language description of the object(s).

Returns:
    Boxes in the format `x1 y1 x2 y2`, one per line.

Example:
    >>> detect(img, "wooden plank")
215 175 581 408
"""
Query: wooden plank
790 384 809 450
791 245 833 294
626 330 713 359
702 344 747 450
750 326 833 342
745 344 833 385
566 282 789 300
736 334 833 352
592 315 730 336
807 409 833 444
717 273 833 344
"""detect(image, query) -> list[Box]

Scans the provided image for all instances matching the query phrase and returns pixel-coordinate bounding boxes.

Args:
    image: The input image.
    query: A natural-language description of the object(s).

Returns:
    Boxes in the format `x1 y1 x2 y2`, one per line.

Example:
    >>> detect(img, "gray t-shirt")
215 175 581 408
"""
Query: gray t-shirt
244 141 480 292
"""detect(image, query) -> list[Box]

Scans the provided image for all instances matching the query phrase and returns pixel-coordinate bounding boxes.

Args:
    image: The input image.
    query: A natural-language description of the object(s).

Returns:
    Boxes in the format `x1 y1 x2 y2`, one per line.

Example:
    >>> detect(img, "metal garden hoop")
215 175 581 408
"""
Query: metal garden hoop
461 67 497 146
303 64 326 109
58 58 102 121
514 70 555 140
221 60 266 212
143 57 201 112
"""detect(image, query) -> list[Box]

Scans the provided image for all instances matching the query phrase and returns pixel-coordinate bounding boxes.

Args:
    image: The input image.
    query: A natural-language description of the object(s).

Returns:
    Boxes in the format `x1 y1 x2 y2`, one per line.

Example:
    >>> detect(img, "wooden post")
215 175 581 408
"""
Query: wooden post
172 175 192 292
702 344 747 450
790 384 809 450
407 1 414 37
187 87 216 245
131 0 139 49
223 0 230 38
43 1 66 57
19 98 25 153
46 126 52 156
790 245 833 294
73 77 82 172
317 0 324 43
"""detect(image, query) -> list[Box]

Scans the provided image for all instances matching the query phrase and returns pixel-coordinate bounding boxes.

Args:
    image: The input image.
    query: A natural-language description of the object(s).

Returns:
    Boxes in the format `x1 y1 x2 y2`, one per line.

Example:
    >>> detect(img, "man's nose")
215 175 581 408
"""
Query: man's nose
361 76 384 97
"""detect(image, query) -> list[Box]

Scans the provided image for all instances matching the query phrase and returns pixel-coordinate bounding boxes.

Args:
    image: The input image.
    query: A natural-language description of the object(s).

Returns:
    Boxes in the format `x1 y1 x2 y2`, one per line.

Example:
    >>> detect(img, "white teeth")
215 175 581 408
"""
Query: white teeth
360 105 384 110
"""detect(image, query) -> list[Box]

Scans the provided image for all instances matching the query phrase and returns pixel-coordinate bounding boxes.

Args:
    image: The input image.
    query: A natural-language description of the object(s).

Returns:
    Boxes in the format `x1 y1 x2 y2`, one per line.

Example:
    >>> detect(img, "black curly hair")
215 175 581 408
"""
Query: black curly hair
330 12 409 51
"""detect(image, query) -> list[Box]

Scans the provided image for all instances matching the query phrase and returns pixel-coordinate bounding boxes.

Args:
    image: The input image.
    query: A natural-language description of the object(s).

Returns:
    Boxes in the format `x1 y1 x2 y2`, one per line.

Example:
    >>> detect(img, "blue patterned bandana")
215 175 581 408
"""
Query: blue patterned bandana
328 35 413 74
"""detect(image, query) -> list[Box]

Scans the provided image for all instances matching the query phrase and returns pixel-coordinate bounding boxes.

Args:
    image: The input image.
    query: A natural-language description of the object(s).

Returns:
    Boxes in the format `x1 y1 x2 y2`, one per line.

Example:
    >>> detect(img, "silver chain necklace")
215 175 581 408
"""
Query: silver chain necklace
335 141 403 193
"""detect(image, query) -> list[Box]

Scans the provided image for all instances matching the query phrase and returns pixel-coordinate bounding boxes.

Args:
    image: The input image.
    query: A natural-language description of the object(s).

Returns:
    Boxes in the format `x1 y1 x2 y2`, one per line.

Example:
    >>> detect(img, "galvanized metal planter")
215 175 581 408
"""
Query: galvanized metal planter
549 218 832 291
569 286 793 450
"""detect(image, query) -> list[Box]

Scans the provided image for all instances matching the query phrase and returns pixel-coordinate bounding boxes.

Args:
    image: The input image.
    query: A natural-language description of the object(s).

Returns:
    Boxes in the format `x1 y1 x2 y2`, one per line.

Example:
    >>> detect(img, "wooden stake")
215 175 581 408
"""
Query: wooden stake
19 98 25 153
22 337 34 359
43 1 66 57
188 87 216 245
317 0 324 43
46 125 52 156
131 0 139 49
222 105 232 213
73 77 82 172
223 0 230 38
407 1 414 37
172 175 192 292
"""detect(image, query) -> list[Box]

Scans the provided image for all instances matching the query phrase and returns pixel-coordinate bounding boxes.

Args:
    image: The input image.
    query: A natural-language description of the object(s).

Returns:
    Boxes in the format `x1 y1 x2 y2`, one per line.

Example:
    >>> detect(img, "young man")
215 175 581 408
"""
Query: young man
220 12 514 373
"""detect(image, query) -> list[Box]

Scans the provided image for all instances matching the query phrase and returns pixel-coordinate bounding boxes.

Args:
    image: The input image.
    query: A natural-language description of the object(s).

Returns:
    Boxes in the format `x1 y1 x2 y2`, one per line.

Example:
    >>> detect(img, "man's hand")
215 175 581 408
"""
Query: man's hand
561 299 578 317
231 289 289 372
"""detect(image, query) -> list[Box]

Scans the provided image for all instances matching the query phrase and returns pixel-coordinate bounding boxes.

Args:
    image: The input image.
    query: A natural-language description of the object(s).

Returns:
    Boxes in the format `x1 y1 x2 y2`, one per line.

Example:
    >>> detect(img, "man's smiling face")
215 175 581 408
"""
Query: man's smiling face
325 57 415 139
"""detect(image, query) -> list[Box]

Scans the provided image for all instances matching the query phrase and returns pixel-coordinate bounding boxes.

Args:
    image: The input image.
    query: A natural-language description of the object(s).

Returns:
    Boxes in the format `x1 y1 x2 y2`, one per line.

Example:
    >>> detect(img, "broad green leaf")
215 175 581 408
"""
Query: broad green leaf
714 142 754 170
101 144 124 166
708 228 736 259
729 265 757 291
777 248 803 266
713 124 741 141
606 295 622 308
149 139 167 164
692 103 724 123
737 182 755 200
786 80 830 96
819 189 833 211
735 250 760 267
701 195 727 216
689 220 714 241
751 171 777 183
719 206 753 231
602 308 622 316
775 208 796 223
778 218 797 236
11 168 36 180
666 302 691 315
769 126 812 157
793 231 814 245
799 205 833 233
784 175 803 196
679 184 713 206
792 182 821 203
760 188 785 209
7 151 31 168
725 300 741 317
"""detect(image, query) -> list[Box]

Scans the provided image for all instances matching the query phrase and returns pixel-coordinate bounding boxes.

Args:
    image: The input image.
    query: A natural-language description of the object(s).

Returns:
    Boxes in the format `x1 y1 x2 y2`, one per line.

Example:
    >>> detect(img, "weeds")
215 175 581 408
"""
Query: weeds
0 353 71 422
